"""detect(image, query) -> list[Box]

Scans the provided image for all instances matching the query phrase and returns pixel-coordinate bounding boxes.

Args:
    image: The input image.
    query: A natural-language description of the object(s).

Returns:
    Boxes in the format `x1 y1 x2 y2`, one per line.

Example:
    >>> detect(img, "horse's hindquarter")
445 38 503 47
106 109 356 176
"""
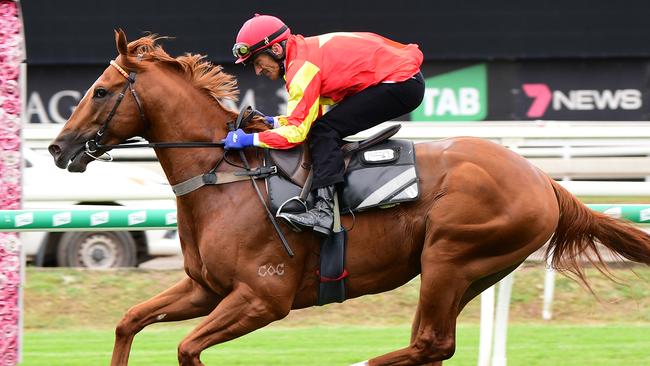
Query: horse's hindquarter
411 138 559 279
301 137 561 302
343 138 557 296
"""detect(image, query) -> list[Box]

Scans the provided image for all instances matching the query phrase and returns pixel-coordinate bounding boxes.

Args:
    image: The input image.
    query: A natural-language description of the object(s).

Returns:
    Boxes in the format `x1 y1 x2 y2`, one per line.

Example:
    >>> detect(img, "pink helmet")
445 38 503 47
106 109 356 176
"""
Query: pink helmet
232 14 291 64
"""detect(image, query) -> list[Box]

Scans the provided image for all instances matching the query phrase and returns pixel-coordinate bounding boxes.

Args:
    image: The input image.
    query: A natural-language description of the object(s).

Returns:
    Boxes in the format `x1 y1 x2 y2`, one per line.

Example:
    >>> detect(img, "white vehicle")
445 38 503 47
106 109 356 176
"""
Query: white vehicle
21 147 181 268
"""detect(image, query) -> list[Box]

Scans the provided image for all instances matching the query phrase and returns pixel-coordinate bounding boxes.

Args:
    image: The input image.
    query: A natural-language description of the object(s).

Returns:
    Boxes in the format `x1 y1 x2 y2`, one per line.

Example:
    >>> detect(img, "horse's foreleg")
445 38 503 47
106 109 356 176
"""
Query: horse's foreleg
176 282 289 366
110 276 220 366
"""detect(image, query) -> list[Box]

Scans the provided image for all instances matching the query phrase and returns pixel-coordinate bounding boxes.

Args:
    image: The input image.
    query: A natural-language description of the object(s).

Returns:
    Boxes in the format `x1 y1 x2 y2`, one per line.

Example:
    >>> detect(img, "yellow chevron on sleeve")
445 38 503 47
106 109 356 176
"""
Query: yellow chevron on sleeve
272 98 320 143
286 61 320 117
276 115 289 126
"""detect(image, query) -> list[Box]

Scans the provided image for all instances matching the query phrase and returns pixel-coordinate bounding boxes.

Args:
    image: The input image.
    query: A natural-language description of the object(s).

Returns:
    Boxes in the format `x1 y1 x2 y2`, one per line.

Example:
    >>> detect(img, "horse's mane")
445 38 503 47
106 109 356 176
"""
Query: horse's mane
127 35 239 106
125 35 269 132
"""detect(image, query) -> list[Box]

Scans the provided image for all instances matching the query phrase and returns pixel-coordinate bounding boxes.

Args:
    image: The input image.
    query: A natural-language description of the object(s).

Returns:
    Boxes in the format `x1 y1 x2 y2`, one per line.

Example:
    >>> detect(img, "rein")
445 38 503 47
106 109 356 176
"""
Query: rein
83 61 293 257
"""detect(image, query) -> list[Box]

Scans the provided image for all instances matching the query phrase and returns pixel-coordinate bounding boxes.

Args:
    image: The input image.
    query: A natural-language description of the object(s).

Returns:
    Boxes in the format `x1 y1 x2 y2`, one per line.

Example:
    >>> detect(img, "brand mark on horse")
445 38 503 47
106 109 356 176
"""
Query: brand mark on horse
258 263 285 277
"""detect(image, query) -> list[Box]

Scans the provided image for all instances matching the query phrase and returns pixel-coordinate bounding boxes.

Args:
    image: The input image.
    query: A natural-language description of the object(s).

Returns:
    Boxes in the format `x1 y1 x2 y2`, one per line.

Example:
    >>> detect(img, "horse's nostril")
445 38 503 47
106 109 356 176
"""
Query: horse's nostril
48 144 61 157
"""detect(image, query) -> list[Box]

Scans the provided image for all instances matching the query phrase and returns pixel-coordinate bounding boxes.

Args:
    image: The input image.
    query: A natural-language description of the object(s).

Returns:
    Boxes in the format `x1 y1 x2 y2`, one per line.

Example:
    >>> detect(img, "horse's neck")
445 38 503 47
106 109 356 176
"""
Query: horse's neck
144 90 236 186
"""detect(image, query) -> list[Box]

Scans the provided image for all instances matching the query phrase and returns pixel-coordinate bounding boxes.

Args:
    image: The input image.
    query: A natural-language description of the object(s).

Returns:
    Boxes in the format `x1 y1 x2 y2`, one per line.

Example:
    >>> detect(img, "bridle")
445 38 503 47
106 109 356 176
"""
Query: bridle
80 60 294 257
84 60 230 162
84 60 147 159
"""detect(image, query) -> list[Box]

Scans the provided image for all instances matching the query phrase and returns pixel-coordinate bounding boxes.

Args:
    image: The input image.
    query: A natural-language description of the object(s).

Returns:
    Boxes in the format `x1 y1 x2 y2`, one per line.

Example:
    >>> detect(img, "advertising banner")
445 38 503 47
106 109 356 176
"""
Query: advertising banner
512 60 650 121
412 64 488 122
24 60 650 125
25 64 288 125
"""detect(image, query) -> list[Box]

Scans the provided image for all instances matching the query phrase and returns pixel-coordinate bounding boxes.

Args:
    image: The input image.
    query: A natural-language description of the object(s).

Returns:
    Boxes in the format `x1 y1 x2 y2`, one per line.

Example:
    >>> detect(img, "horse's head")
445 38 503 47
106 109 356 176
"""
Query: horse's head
48 30 152 172
49 30 271 174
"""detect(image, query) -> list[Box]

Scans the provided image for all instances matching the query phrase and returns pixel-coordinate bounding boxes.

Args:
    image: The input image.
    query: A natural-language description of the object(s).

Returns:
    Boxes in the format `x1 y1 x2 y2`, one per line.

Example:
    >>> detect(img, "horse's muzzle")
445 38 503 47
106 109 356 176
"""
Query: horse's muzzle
48 139 93 172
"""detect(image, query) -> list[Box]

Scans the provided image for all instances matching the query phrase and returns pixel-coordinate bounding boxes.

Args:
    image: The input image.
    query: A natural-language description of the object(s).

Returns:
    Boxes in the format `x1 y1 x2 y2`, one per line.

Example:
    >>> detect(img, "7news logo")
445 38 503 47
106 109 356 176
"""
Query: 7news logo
522 83 642 118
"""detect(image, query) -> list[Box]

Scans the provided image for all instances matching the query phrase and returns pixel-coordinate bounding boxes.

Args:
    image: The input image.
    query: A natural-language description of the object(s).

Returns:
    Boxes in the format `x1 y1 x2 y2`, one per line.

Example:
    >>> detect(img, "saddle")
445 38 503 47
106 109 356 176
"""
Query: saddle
269 124 402 188
265 124 420 215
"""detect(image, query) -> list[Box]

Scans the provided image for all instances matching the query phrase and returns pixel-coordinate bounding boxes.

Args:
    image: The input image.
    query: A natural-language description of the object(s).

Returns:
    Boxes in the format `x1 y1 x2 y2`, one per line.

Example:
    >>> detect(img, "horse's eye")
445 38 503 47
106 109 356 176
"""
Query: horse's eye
93 88 108 98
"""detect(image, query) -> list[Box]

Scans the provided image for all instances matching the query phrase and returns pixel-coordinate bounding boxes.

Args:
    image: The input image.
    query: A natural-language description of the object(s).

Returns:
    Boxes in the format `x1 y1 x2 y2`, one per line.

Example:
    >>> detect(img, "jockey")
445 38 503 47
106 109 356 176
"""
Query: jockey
226 13 425 236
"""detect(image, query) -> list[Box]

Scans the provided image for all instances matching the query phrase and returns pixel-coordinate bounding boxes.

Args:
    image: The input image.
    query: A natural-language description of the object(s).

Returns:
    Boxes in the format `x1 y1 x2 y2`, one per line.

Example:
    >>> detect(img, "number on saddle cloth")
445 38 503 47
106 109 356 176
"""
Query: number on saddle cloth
265 125 420 216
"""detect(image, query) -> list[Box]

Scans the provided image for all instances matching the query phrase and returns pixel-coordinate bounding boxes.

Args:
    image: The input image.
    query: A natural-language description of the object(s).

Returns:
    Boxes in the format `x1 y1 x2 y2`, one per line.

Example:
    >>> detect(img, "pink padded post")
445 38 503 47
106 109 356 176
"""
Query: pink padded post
0 1 24 364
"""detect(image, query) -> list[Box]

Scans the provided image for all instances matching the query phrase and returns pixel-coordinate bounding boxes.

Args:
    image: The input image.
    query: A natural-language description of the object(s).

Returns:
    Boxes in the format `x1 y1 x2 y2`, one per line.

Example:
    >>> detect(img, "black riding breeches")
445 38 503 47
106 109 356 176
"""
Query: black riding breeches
309 72 425 189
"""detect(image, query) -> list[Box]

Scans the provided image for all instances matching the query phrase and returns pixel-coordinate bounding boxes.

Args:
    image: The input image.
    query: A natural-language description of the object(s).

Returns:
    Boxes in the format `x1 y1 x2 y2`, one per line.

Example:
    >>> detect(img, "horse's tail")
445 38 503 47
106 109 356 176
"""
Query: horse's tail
547 179 650 287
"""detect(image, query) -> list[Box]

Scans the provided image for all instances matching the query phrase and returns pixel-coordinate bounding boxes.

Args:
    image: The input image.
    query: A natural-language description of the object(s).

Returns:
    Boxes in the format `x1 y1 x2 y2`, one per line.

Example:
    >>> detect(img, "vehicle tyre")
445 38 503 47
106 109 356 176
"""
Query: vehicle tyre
56 231 138 268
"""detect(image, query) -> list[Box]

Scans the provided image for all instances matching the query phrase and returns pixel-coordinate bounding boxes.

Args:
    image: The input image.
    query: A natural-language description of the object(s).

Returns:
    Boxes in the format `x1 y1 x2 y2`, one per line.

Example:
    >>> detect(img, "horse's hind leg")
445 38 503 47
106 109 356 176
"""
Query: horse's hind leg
397 261 522 366
459 262 523 313
408 306 441 366
110 276 220 366
408 305 442 366
369 243 472 366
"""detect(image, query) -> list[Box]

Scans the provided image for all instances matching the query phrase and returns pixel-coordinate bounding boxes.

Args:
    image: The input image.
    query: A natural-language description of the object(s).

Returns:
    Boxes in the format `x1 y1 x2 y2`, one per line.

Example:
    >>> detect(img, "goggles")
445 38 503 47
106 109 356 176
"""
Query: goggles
232 42 252 59
232 25 288 62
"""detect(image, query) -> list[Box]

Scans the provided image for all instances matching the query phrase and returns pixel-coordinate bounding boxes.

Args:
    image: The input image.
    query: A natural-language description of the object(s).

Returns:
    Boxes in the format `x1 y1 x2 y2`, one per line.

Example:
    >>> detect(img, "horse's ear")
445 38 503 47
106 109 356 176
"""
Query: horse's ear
115 28 128 56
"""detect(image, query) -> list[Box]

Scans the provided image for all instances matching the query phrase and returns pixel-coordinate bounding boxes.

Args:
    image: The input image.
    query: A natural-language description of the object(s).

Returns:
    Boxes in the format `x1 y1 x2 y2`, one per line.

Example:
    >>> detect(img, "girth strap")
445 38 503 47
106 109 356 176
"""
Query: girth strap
171 167 277 196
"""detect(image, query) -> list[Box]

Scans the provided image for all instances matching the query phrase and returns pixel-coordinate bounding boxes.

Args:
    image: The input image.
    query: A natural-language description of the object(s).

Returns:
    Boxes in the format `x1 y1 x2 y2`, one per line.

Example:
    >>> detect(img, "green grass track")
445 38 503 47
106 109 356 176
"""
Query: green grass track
21 323 650 366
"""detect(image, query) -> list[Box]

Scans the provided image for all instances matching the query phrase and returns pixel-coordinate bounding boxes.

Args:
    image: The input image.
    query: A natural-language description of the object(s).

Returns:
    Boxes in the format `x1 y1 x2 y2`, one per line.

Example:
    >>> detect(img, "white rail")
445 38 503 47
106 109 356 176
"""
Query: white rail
25 120 650 151
559 181 650 196
27 122 650 180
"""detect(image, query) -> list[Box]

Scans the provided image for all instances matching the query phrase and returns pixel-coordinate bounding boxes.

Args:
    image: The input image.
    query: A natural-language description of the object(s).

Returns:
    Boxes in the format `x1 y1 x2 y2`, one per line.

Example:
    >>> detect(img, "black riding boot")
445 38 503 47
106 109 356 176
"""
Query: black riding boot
282 185 335 236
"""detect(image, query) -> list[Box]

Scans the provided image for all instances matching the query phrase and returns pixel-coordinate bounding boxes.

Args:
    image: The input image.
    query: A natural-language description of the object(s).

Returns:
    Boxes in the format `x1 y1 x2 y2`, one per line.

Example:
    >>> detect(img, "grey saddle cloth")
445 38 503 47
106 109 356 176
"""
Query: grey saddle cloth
266 138 420 215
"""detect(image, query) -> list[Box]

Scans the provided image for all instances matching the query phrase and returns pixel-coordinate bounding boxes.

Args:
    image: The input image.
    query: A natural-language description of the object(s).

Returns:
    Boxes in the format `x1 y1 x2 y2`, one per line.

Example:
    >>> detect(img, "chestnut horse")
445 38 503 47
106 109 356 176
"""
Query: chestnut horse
48 30 650 366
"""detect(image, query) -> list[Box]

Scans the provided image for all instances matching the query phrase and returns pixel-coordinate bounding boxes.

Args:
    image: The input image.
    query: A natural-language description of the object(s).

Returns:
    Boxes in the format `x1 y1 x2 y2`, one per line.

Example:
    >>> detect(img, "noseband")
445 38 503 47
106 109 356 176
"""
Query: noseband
84 60 147 159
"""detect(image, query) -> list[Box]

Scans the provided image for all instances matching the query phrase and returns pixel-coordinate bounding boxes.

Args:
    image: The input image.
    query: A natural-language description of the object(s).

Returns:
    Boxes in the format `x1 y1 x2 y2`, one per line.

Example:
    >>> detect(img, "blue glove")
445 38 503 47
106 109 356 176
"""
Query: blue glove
263 116 275 128
252 109 275 128
222 129 255 149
